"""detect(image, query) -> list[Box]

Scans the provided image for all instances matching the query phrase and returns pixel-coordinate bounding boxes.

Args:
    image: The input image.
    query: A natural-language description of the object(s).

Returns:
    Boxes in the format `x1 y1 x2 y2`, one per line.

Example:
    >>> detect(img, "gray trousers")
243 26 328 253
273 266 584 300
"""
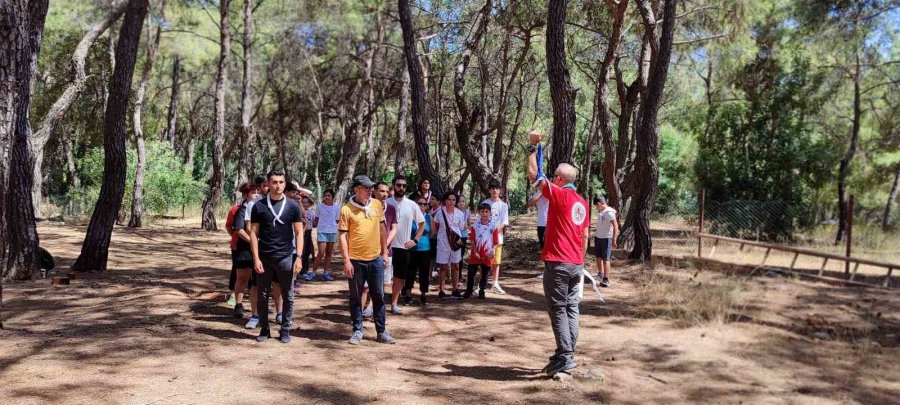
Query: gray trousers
543 261 582 360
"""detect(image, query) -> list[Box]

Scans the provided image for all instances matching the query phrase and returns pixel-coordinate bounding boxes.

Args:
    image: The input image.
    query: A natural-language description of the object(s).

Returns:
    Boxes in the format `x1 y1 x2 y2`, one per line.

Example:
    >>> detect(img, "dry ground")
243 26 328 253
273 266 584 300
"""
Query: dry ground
1 216 898 404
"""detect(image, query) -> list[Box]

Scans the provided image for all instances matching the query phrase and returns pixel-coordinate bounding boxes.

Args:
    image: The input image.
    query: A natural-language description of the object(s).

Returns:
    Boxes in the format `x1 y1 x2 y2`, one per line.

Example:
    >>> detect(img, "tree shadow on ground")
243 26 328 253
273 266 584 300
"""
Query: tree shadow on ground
400 364 544 382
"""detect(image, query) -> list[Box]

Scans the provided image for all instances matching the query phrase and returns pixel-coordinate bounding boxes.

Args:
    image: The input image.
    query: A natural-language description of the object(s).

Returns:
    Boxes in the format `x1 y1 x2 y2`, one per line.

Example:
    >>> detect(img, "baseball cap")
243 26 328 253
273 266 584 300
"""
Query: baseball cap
352 175 376 188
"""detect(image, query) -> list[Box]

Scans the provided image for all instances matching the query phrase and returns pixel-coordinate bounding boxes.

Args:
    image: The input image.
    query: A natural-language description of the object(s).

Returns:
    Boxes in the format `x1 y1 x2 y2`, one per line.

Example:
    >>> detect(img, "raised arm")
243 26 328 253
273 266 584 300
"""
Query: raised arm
526 132 547 190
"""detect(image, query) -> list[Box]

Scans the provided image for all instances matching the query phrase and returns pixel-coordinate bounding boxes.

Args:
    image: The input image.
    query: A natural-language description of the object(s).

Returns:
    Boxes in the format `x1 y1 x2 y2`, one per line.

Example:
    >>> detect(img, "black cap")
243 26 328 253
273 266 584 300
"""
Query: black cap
352 175 376 188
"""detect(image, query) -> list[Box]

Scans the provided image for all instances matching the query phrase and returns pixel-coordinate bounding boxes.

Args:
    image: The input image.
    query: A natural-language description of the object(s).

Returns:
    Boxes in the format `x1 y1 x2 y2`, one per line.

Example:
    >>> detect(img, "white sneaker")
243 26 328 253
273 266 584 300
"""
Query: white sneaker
491 283 506 295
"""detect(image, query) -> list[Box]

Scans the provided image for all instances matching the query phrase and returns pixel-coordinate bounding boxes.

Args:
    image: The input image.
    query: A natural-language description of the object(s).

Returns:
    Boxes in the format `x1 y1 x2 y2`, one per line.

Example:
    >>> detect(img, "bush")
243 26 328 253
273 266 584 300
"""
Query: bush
67 141 204 220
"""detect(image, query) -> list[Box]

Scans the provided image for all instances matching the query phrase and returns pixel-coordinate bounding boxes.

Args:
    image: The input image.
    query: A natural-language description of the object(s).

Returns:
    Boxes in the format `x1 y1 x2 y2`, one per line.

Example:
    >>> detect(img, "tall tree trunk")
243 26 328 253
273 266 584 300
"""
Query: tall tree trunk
335 13 383 199
394 68 410 175
29 0 129 220
500 78 528 196
62 128 80 191
453 0 496 196
237 0 253 187
835 50 862 244
398 0 443 195
627 0 677 261
71 0 148 272
589 0 627 209
129 1 165 228
162 54 180 147
1 0 50 285
545 0 577 174
883 165 900 231
492 19 534 181
200 0 231 231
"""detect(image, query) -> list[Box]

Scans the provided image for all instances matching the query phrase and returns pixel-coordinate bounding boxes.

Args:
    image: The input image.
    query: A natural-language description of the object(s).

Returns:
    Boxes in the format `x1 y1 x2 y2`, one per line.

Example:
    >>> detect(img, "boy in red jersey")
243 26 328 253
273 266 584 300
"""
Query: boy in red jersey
464 203 499 299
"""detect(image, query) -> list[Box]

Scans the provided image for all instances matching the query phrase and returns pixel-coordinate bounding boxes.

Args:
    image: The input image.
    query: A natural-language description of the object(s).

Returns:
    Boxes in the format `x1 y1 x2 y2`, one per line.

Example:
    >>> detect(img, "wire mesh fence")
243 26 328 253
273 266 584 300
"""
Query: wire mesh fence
693 192 899 286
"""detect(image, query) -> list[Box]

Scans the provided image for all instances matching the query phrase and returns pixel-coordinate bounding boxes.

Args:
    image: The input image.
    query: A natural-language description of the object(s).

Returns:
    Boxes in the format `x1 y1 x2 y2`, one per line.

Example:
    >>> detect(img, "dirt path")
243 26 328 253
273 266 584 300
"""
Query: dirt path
1 220 897 404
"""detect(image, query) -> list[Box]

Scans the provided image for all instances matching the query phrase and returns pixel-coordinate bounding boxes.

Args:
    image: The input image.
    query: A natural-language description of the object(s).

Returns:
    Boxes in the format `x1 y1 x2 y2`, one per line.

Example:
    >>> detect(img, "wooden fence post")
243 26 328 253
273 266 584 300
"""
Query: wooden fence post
698 189 705 258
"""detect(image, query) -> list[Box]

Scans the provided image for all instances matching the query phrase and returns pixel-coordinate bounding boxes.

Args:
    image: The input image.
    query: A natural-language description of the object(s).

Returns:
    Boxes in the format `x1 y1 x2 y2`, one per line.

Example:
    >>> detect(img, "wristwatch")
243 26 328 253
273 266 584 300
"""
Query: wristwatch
526 144 536 153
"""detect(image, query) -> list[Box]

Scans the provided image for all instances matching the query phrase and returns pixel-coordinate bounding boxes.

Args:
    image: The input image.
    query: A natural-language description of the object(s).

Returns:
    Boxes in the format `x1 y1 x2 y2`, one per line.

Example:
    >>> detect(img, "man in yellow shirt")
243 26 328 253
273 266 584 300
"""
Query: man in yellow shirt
339 175 394 345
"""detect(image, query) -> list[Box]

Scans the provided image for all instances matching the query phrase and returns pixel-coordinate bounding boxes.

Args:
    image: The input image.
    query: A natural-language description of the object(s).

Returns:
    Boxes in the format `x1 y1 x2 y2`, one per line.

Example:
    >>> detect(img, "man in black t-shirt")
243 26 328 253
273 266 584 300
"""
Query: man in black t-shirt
250 170 304 343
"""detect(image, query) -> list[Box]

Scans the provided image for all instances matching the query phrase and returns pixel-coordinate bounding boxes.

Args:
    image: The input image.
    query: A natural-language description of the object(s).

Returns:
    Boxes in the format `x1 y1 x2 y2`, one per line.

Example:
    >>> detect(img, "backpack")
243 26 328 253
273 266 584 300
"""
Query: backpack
440 209 464 252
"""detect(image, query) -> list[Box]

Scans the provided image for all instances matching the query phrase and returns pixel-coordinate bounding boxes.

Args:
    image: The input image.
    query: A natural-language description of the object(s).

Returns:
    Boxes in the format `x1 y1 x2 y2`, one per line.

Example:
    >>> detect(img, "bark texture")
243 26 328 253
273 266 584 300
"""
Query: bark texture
546 0 577 174
238 0 254 185
128 0 165 228
627 0 677 261
398 0 444 196
162 54 180 146
883 165 900 231
453 0 497 196
587 0 628 209
1 0 50 285
200 0 230 230
29 0 129 219
72 0 148 272
835 51 862 244
334 13 383 200
394 68 410 175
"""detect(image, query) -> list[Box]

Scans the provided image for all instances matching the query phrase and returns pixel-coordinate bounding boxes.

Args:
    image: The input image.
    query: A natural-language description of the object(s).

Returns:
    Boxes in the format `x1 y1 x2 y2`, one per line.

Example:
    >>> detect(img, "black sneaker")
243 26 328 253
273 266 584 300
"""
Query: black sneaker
256 329 271 342
233 303 244 319
438 290 447 300
451 290 463 299
545 356 576 376
402 292 413 305
600 277 610 288
463 290 473 299
478 290 486 300
541 355 561 373
419 295 428 306
376 331 397 344
279 329 291 344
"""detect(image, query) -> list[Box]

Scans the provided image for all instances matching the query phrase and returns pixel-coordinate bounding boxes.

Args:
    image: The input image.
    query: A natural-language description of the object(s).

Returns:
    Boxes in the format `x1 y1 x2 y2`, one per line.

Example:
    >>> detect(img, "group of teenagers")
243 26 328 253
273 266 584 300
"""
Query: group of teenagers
222 131 620 377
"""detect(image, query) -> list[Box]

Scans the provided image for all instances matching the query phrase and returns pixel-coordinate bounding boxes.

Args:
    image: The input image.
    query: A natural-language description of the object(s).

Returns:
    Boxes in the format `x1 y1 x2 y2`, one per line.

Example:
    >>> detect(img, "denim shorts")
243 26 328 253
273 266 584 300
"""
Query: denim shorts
317 232 338 243
594 237 612 261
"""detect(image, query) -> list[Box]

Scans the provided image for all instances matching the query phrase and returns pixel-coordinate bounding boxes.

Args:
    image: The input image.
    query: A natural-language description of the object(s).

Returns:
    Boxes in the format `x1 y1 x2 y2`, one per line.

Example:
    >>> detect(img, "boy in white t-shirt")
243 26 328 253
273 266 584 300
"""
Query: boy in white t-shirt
482 181 509 294
593 196 619 288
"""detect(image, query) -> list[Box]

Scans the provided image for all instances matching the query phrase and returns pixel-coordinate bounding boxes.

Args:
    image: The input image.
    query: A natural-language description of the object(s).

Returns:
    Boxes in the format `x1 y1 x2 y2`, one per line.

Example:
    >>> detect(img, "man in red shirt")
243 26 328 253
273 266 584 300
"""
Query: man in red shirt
526 131 590 377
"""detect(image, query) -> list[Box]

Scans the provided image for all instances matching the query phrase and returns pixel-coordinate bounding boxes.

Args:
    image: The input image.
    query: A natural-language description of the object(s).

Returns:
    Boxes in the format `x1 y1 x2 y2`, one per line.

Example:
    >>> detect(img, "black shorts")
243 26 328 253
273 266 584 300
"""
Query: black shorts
232 249 254 269
537 226 546 250
391 247 415 280
594 237 612 261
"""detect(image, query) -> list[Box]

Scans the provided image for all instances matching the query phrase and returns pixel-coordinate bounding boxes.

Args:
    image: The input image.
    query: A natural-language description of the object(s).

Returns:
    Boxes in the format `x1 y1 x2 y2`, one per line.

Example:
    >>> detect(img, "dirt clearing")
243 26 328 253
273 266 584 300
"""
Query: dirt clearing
1 220 898 404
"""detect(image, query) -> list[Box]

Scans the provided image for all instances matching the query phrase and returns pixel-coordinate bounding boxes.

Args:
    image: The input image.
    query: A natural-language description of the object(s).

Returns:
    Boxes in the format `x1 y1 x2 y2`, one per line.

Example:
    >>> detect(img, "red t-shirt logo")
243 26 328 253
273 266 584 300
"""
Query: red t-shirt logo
571 202 587 225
